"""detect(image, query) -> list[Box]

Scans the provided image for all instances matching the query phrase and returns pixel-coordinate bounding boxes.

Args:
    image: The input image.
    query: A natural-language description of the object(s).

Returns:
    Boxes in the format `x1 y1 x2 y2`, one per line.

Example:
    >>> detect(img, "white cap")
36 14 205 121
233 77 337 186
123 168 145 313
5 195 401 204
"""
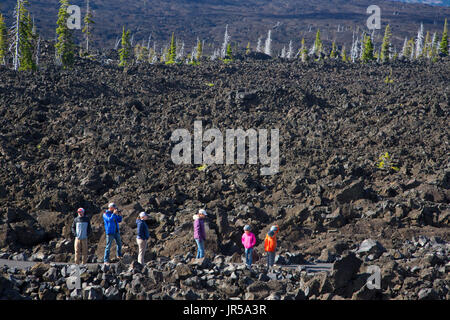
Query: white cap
108 202 117 209
139 212 147 218
198 209 207 216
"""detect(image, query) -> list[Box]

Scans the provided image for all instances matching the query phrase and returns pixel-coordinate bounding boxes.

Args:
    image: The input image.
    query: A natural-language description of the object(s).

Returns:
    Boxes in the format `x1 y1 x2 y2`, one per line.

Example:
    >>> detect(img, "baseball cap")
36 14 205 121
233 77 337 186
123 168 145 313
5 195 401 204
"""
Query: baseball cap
108 202 117 209
77 208 85 214
270 225 278 232
244 225 251 231
198 209 207 216
139 212 147 218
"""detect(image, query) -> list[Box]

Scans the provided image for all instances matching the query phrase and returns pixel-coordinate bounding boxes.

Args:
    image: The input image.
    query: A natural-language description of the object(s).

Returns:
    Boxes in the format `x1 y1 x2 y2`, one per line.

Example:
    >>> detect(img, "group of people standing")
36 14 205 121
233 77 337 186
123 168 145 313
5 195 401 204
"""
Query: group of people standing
193 209 280 270
241 223 279 269
72 205 280 270
71 202 150 265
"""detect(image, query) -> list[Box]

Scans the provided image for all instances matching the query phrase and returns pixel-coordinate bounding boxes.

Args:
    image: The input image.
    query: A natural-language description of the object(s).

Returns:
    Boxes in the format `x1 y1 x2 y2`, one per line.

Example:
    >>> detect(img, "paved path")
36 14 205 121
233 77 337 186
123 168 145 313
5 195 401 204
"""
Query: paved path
282 263 334 273
0 259 108 269
0 258 333 274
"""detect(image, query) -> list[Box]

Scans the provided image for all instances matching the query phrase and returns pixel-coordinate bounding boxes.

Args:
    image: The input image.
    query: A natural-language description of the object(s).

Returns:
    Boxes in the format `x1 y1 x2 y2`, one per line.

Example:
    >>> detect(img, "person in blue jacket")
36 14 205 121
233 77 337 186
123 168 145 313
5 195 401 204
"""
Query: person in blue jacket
103 202 123 264
136 212 150 265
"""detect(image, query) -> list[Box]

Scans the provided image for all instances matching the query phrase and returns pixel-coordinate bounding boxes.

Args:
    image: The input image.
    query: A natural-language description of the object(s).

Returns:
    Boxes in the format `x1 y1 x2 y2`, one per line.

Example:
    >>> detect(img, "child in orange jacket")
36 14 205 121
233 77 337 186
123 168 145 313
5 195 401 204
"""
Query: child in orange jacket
264 225 279 270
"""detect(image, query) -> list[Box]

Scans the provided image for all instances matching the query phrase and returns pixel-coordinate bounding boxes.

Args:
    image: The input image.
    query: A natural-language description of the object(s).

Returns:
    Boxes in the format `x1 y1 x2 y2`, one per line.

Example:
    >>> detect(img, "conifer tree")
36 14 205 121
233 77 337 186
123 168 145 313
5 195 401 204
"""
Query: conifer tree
196 38 202 61
341 45 348 62
380 24 392 63
401 37 408 58
147 47 156 64
374 50 379 62
350 33 359 62
221 25 230 58
256 37 262 53
11 1 36 71
82 0 95 54
361 34 374 63
424 31 431 58
177 41 185 60
415 23 424 58
439 18 448 56
407 38 415 60
118 26 131 66
225 42 233 60
19 9 36 71
280 46 286 58
12 0 22 70
314 29 323 58
166 32 176 64
11 0 36 71
134 44 147 62
431 32 438 58
286 40 293 59
330 41 337 59
55 0 75 68
160 45 168 62
300 37 307 62
264 29 271 56
0 13 7 65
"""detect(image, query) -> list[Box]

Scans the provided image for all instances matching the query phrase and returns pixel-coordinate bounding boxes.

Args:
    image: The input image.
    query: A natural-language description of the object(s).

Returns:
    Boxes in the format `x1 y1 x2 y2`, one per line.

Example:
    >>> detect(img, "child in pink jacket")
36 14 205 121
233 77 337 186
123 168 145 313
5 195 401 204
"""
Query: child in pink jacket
241 225 256 267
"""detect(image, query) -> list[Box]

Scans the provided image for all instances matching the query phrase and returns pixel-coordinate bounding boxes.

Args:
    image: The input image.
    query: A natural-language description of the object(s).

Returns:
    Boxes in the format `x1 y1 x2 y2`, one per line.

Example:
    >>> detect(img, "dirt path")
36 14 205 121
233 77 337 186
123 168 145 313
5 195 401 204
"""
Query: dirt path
0 258 333 273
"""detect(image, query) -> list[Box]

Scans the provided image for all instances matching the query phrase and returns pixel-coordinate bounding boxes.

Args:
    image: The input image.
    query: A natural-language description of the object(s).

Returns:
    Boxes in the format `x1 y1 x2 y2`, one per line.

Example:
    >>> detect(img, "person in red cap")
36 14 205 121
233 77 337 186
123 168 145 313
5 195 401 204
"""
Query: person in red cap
71 208 92 264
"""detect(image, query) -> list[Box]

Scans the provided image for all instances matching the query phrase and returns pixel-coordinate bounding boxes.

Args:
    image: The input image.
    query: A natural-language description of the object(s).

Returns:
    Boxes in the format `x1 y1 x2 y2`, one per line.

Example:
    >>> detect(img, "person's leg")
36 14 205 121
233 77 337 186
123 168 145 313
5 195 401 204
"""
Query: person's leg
142 239 147 264
195 239 205 259
81 239 88 264
74 238 81 264
195 239 205 258
137 239 141 264
269 252 275 267
115 232 123 258
195 239 200 258
247 248 253 266
137 239 144 265
266 251 270 269
200 240 205 258
104 234 113 263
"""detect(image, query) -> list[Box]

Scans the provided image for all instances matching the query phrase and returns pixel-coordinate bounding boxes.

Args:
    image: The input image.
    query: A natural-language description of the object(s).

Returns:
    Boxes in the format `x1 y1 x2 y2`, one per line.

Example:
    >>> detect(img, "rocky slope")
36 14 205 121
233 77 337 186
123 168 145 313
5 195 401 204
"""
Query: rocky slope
0 51 449 299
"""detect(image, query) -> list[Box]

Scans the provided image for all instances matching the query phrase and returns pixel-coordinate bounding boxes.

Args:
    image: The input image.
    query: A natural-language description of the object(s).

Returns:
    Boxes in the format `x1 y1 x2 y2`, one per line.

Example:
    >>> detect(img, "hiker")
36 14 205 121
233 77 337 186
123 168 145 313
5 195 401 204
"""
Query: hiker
103 202 123 264
136 212 150 265
71 208 92 265
241 225 256 268
264 225 279 270
193 209 207 259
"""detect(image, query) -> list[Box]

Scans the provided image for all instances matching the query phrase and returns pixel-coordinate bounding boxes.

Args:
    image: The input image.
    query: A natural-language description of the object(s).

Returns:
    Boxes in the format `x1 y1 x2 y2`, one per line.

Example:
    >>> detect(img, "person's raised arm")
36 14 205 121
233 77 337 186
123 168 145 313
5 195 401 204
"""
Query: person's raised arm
113 209 123 222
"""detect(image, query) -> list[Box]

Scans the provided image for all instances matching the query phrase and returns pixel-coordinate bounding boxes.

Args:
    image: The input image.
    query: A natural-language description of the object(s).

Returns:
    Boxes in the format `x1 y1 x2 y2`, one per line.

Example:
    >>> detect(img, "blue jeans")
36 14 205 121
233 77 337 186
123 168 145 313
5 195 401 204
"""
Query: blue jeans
195 239 205 258
104 232 122 262
245 248 253 266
